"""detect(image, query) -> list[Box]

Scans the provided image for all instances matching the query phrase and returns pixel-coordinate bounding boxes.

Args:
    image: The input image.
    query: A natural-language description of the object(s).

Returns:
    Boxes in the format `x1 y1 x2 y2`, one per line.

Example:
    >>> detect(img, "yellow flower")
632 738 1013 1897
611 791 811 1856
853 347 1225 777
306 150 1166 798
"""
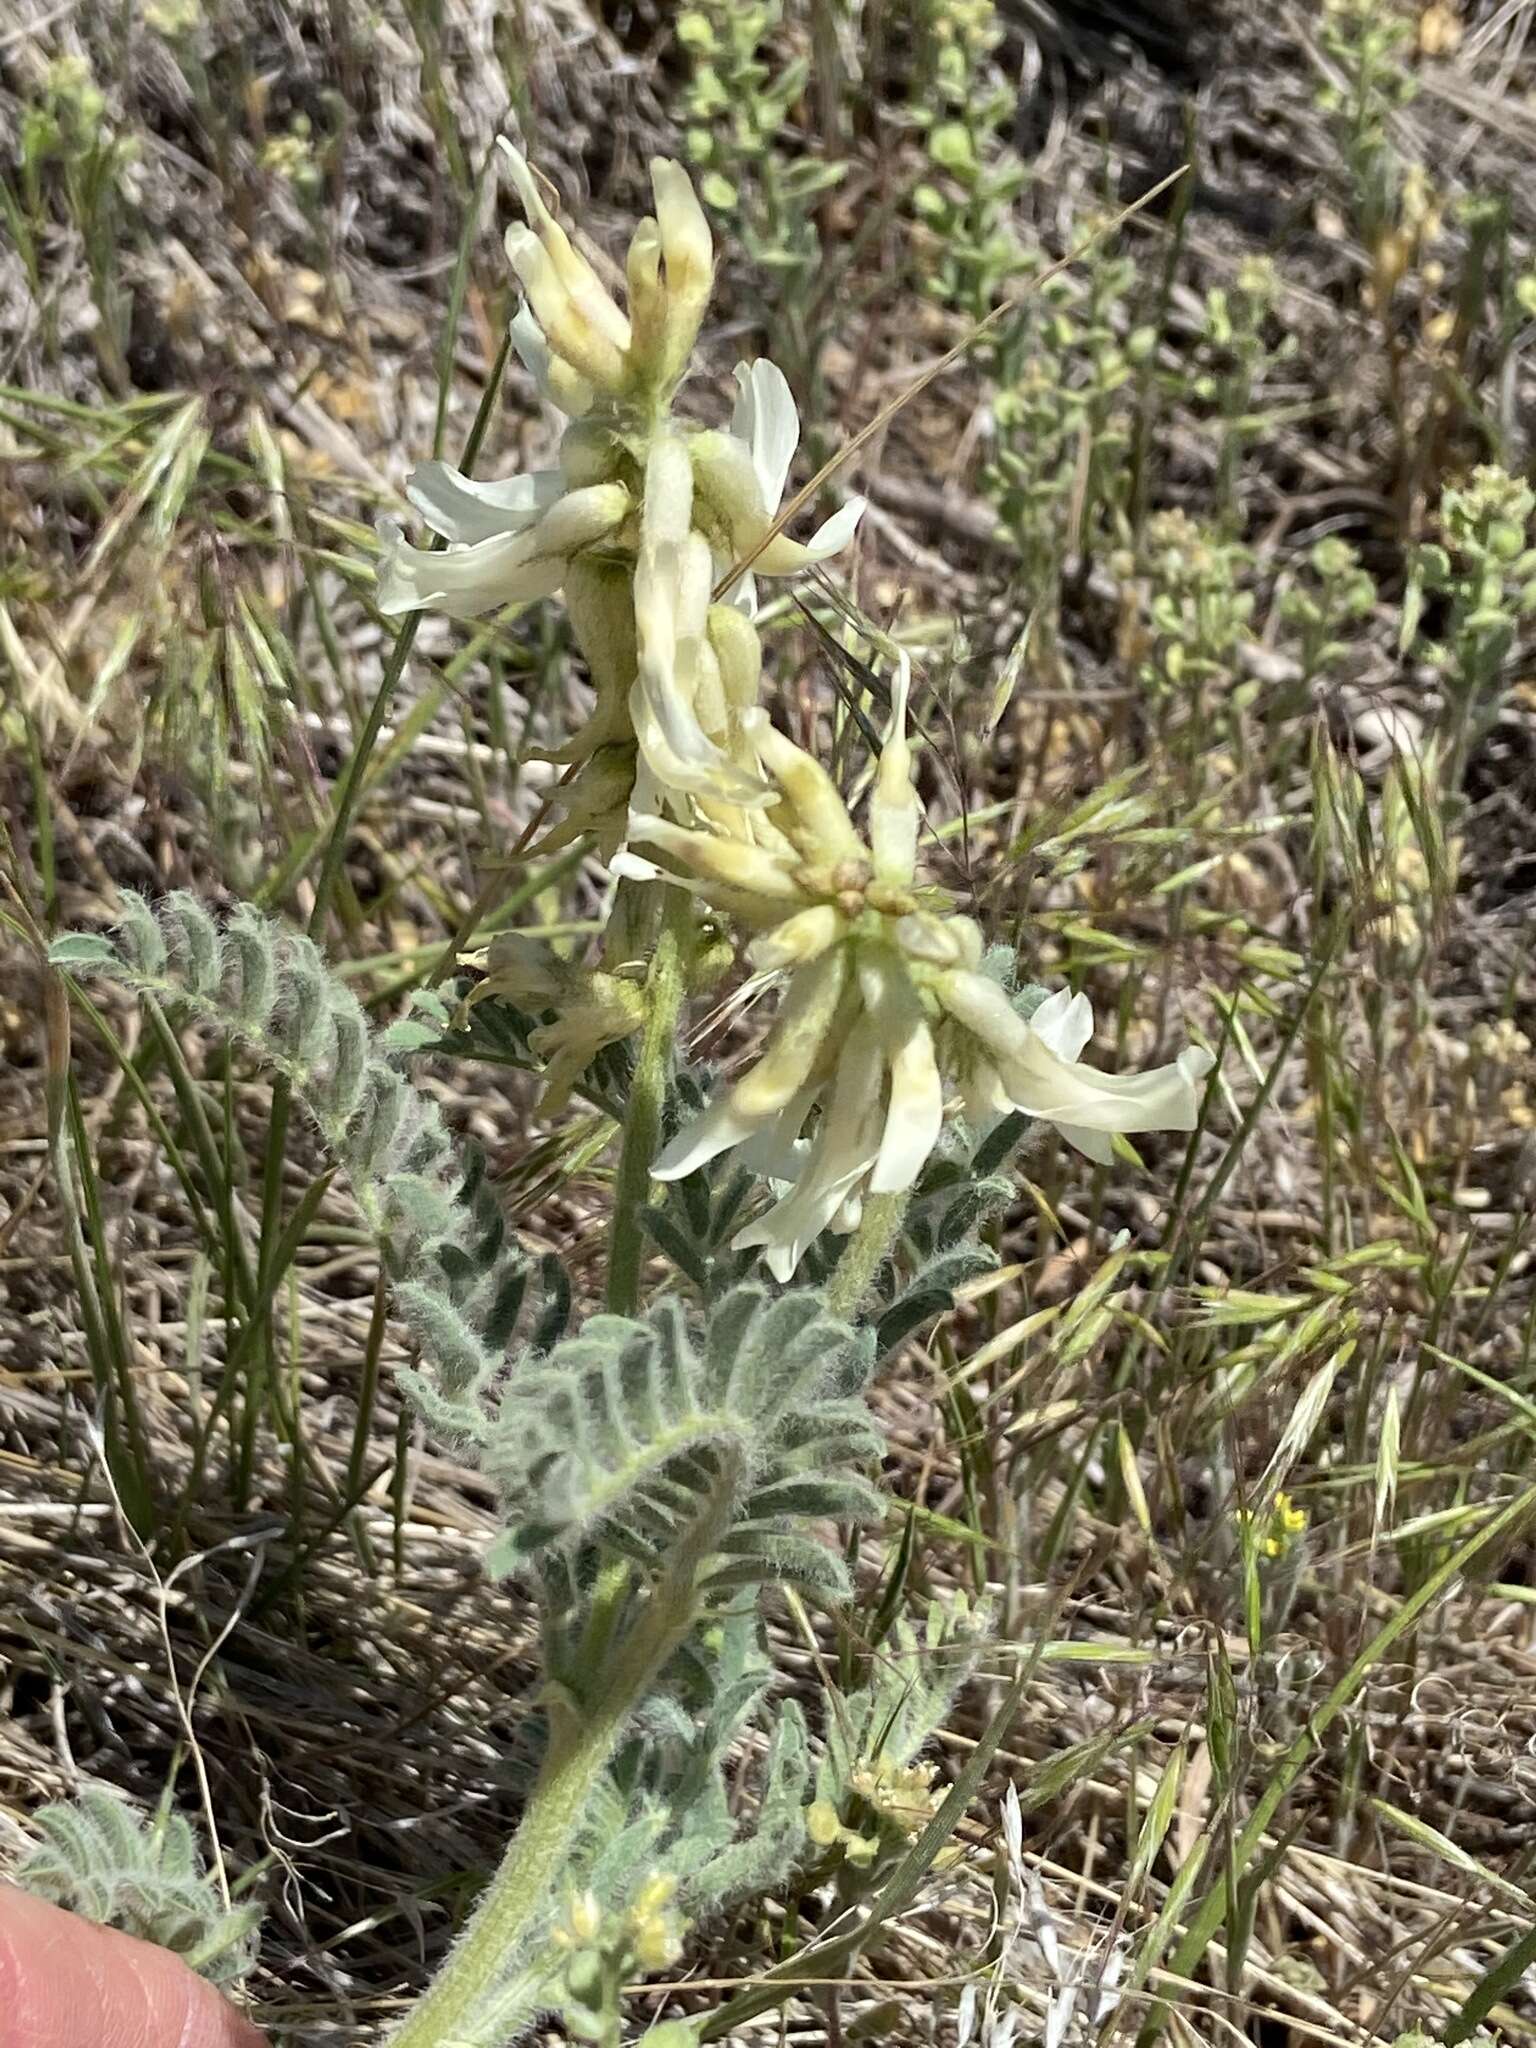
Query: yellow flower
621 667 1212 1278
1248 1490 1308 1560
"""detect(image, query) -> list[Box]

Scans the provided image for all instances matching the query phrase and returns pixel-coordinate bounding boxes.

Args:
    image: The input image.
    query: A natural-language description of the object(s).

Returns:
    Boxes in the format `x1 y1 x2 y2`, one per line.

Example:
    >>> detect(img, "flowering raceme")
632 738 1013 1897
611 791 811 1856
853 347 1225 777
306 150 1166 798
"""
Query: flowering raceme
619 677 1213 1279
374 148 1215 1286
375 146 864 848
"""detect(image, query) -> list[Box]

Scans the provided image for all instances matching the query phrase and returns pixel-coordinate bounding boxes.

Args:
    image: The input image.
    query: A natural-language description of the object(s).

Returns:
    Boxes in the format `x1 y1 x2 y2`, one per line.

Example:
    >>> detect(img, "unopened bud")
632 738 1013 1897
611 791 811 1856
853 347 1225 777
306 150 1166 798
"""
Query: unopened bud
505 224 629 396
520 482 630 564
706 602 762 709
745 712 865 866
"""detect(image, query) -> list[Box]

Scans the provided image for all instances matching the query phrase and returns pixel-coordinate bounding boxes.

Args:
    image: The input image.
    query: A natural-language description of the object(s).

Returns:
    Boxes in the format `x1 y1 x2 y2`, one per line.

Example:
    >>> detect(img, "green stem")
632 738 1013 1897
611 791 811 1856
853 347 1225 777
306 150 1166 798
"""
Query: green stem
388 1474 734 2048
606 891 692 1318
826 1191 908 1320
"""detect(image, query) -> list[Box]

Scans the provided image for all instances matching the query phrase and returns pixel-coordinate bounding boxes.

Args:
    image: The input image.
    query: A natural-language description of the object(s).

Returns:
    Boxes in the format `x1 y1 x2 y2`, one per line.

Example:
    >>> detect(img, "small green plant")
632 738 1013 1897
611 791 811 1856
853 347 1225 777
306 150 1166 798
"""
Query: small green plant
1136 510 1254 713
1281 535 1378 687
1406 463 1536 789
19 1790 261 1987
676 3 847 400
1186 256 1293 522
907 0 1024 322
1315 0 1422 303
1 53 137 387
984 223 1142 665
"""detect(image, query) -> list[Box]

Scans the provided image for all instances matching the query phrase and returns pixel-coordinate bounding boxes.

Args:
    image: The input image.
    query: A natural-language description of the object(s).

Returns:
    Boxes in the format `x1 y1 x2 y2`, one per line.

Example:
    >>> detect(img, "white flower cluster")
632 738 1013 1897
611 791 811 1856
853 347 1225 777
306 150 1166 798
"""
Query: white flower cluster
621 672 1211 1278
378 146 863 852
376 150 1212 1279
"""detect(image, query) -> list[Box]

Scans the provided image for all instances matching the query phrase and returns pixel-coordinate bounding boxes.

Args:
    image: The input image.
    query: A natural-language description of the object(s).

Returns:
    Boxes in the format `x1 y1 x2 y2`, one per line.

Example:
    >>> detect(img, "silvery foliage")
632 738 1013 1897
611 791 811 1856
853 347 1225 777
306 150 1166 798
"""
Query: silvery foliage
19 1790 261 1987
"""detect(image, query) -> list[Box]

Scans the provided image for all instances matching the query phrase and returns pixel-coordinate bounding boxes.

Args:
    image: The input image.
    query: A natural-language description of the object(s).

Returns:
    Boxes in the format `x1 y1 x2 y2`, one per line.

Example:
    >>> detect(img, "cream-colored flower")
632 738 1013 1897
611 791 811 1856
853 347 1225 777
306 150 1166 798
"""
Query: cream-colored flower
377 477 631 620
372 154 861 849
628 431 770 813
933 978 1214 1168
376 146 712 622
715 359 867 609
499 145 712 405
625 676 1211 1278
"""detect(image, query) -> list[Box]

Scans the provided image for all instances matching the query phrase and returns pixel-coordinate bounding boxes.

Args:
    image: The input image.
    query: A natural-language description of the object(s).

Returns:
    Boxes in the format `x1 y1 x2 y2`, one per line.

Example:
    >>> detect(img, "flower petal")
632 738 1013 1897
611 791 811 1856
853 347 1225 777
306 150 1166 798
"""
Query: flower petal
627 812 805 903
631 536 768 805
510 304 592 416
406 461 566 545
654 1093 773 1180
736 1082 820 1181
642 430 695 549
730 358 800 516
500 142 632 354
746 902 842 972
744 711 866 866
753 494 867 575
375 520 568 619
1055 1123 1117 1165
648 157 713 375
504 224 628 395
871 1014 943 1194
733 1014 884 1279
631 672 765 804
1028 988 1094 1064
860 950 944 1195
729 947 851 1118
869 650 919 885
999 1030 1211 1136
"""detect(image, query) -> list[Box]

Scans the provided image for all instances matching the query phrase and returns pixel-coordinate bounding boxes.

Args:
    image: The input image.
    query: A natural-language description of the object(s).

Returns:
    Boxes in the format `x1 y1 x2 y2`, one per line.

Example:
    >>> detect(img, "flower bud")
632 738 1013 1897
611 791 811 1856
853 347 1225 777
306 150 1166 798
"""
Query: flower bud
505 224 629 397
648 156 713 382
706 601 762 710
629 814 803 903
743 711 865 866
623 217 670 389
869 654 918 884
520 482 631 564
501 143 630 353
511 303 593 417
746 902 841 972
731 949 850 1117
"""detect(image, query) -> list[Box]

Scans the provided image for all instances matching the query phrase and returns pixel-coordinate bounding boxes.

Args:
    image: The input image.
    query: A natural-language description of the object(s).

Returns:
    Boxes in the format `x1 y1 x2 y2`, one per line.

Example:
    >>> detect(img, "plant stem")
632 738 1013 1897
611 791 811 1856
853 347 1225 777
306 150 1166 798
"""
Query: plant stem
606 891 692 1317
387 1700 628 2048
826 1191 907 1320
387 1476 734 2048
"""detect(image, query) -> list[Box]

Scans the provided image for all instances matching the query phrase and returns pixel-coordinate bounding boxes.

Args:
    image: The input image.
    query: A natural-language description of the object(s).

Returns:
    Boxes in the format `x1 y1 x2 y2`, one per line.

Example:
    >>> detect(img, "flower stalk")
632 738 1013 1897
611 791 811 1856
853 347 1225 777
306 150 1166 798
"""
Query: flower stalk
388 1460 739 2048
825 1190 909 1319
605 890 693 1316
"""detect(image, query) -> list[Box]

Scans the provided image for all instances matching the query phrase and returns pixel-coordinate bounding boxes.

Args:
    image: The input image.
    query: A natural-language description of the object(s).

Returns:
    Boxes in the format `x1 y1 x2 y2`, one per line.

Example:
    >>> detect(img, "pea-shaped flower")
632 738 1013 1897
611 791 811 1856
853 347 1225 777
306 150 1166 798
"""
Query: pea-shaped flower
621 680 1212 1278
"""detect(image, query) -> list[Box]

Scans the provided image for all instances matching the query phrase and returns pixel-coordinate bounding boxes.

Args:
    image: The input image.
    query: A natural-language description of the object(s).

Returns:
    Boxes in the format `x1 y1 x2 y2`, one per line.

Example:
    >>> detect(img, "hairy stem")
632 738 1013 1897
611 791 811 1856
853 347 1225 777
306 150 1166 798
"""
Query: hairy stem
606 890 693 1317
825 1191 908 1320
387 1473 735 2048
